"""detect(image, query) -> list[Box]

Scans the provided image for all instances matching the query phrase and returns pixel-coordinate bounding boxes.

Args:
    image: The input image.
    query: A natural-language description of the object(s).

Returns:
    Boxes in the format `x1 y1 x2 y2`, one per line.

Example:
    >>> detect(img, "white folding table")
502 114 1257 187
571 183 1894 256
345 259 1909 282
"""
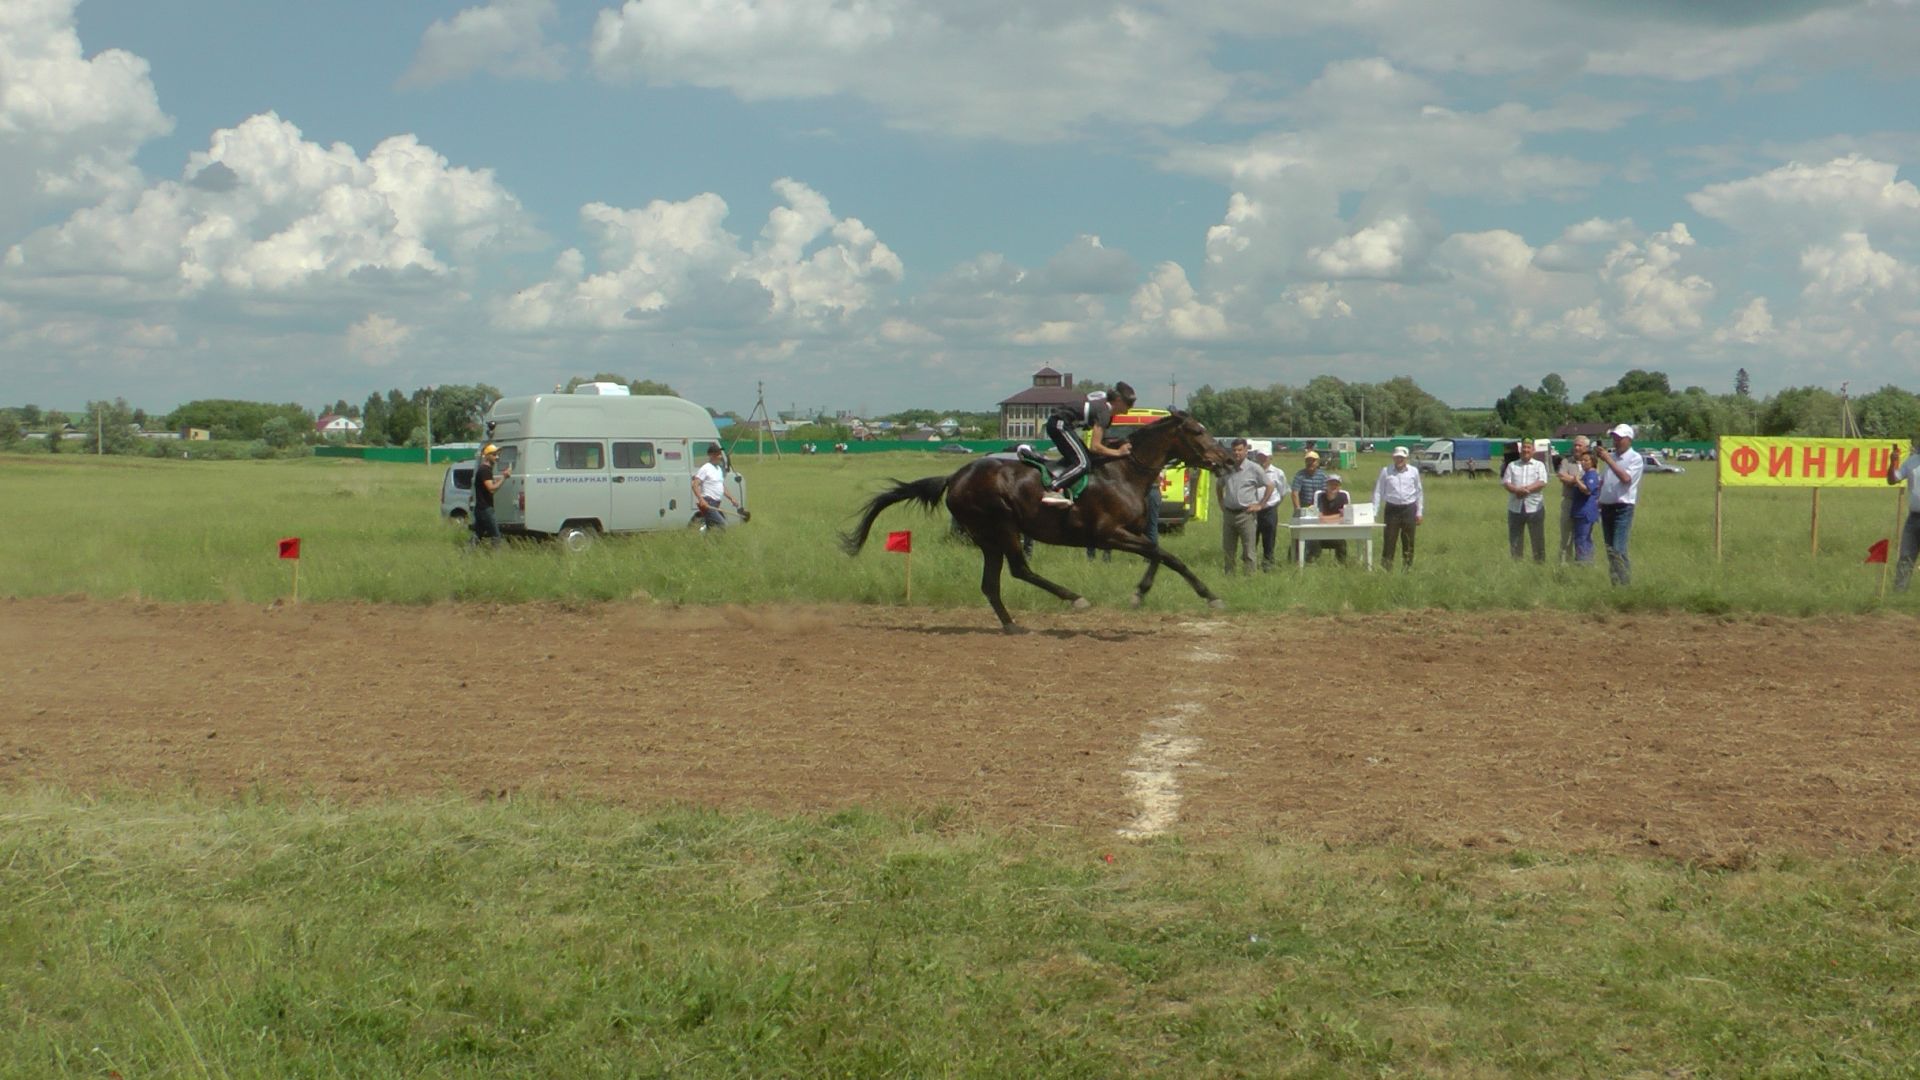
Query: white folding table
1287 521 1387 569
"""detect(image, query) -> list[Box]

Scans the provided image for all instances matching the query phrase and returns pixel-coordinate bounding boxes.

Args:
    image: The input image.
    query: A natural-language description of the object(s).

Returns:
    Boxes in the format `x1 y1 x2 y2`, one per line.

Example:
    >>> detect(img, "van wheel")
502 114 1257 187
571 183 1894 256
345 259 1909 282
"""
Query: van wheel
557 524 598 553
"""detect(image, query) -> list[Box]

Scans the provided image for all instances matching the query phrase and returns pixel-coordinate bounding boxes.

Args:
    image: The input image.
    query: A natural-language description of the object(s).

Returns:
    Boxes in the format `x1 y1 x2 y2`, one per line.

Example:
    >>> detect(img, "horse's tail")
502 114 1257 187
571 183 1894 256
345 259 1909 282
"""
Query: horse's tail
842 475 949 554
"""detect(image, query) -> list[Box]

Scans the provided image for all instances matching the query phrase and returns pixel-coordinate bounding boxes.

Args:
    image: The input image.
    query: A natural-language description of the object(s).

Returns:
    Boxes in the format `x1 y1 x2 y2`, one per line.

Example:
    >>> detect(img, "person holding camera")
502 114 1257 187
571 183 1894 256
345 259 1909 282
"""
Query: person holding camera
1594 423 1644 586
1887 437 1920 592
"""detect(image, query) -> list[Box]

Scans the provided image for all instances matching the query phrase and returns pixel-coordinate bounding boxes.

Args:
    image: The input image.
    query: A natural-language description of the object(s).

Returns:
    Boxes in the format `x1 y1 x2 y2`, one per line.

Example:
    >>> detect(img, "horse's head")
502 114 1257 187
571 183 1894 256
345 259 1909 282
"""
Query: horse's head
1150 410 1232 472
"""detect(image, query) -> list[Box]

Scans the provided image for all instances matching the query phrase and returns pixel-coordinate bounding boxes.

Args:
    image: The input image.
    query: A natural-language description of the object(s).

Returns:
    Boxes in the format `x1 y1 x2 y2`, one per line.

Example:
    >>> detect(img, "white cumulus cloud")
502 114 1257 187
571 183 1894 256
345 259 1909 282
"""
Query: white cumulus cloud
498 178 902 332
0 0 171 231
5 113 537 297
589 0 1229 140
401 0 567 87
1688 155 1920 238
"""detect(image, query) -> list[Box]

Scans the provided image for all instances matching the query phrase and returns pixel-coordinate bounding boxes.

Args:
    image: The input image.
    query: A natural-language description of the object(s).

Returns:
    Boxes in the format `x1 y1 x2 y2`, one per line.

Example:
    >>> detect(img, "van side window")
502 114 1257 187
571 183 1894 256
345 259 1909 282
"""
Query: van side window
555 441 605 470
451 467 474 491
496 446 519 472
613 441 655 469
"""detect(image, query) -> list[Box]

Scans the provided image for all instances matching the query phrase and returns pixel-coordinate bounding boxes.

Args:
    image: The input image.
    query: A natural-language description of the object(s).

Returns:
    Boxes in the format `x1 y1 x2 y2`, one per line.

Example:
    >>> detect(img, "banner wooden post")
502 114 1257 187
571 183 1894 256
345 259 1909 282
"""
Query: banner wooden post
292 559 300 604
1713 436 1723 562
1884 489 1904 599
1811 489 1821 559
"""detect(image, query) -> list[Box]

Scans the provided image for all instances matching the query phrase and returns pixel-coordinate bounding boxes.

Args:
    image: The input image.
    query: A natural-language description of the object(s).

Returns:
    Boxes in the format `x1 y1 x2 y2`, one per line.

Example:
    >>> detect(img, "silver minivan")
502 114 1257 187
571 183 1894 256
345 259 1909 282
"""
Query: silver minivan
440 459 477 522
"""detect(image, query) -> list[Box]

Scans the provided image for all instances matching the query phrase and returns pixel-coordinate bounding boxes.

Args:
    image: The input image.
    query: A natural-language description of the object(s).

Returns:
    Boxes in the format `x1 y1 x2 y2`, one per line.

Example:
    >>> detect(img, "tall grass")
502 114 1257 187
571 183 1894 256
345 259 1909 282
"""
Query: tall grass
5 791 1918 1077
1 452 1911 614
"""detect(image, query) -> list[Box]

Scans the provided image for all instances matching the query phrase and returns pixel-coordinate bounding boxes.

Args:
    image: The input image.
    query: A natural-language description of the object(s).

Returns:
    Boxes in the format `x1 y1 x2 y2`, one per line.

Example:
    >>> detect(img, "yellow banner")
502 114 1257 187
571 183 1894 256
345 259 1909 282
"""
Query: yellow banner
1717 436 1901 488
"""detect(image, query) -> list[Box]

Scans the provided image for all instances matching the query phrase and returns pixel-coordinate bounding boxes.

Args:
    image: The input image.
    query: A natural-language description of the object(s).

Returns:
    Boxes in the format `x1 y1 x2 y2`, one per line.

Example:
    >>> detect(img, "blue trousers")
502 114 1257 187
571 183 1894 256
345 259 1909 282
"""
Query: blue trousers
1600 503 1635 586
1897 510 1920 592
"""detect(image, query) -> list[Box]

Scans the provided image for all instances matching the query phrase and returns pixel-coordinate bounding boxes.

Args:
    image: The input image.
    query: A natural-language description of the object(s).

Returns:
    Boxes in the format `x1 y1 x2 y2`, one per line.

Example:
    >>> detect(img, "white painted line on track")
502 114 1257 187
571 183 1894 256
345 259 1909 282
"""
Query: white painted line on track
1117 634 1221 838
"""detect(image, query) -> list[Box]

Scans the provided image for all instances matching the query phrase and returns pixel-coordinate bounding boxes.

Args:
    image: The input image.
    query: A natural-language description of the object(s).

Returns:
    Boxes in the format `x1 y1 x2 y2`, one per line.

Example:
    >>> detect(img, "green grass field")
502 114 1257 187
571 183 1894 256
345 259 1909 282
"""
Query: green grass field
0 450 1912 614
4 451 1919 1076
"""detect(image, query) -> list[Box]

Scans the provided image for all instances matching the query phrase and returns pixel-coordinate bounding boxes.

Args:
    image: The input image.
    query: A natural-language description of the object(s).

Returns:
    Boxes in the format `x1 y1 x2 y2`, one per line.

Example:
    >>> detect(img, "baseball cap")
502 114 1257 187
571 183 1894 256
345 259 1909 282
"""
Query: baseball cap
482 443 499 455
1325 473 1343 484
1609 423 1635 439
1304 450 1320 461
1391 446 1409 458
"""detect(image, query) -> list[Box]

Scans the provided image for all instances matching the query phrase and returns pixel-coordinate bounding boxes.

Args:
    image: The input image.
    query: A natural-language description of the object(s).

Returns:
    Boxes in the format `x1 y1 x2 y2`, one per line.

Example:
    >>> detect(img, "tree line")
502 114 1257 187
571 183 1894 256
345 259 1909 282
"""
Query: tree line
1184 368 1920 442
8 367 1917 455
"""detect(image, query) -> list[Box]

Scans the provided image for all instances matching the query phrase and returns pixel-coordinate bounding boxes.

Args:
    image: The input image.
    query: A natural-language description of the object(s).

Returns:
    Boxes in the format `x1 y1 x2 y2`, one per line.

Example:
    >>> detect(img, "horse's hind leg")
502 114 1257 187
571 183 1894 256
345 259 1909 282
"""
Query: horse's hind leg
1006 546 1090 611
979 546 1020 632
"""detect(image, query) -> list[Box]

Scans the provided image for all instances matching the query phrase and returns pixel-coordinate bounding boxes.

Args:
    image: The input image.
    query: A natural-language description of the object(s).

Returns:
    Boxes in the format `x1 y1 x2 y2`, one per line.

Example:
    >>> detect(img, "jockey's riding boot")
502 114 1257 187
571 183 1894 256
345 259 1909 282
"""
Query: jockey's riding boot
1040 486 1073 507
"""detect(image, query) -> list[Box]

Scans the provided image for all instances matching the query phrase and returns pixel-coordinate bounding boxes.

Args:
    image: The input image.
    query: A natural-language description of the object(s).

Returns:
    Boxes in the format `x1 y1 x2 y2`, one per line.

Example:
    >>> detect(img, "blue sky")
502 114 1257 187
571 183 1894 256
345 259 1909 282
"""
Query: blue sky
4 0 1918 417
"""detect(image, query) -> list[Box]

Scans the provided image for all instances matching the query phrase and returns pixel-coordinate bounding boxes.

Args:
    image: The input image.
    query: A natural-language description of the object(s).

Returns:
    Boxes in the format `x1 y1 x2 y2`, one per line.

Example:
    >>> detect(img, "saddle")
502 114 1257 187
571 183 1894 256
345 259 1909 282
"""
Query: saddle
1014 445 1090 498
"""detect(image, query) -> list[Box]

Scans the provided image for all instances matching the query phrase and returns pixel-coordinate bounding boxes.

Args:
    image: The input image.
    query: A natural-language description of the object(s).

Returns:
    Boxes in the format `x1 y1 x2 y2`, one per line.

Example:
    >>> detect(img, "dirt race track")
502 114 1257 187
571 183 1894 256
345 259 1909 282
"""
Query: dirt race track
5 597 1919 861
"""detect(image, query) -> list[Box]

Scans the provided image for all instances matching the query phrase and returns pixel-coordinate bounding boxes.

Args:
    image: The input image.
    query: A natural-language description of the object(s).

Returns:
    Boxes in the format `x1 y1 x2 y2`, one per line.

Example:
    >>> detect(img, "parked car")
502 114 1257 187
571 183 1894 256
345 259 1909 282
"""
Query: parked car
1674 449 1696 461
1643 451 1685 474
440 459 476 521
938 443 973 454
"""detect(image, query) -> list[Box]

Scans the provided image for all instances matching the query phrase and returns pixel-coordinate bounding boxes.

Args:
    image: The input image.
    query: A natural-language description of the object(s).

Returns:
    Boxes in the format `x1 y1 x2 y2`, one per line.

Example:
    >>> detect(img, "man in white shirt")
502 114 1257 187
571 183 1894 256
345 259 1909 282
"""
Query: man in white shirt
691 445 740 531
1502 439 1549 562
1372 446 1425 570
1254 448 1287 571
1886 437 1920 592
1595 423 1644 586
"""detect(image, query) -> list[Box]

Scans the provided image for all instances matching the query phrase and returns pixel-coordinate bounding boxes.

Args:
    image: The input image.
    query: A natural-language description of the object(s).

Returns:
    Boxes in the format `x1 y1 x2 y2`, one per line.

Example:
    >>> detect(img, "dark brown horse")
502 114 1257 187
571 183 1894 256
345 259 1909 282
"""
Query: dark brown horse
843 411 1233 631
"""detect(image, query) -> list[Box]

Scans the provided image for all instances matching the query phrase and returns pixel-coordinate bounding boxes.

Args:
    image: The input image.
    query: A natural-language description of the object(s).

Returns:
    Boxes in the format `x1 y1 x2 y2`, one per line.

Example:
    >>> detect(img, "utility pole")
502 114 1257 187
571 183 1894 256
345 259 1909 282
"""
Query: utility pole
1169 372 1178 410
424 385 435 464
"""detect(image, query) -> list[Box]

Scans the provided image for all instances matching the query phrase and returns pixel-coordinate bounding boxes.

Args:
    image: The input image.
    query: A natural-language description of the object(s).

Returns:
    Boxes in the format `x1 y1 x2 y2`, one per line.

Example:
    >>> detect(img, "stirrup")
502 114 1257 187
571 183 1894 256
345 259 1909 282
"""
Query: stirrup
1040 490 1073 507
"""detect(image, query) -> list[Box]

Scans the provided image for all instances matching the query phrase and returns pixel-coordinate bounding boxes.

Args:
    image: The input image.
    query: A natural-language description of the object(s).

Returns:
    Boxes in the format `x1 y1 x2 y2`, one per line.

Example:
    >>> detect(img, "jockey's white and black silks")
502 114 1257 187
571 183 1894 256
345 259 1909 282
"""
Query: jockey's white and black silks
1044 392 1118 491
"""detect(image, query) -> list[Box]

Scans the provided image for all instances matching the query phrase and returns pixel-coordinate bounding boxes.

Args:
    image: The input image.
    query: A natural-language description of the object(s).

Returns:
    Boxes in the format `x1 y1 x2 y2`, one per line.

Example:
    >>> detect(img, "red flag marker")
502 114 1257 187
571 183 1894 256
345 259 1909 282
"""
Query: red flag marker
1866 538 1889 564
884 531 913 602
278 537 301 559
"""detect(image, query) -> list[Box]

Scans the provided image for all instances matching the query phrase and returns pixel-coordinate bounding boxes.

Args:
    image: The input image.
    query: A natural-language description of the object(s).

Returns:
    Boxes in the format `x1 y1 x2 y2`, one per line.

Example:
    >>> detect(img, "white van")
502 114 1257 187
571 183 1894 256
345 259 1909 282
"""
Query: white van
483 392 747 550
440 459 477 522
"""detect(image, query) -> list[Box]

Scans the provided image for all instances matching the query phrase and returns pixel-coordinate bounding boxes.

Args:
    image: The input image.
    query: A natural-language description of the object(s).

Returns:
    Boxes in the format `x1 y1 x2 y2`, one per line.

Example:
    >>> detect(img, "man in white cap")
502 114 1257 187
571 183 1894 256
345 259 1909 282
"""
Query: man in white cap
1594 423 1644 585
1372 445 1425 570
1253 446 1287 571
1312 473 1351 563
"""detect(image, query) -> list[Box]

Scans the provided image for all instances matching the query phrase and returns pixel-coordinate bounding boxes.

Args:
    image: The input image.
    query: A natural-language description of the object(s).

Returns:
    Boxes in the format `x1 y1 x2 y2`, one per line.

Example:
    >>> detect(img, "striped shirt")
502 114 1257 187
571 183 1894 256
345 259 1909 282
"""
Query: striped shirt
1291 469 1327 510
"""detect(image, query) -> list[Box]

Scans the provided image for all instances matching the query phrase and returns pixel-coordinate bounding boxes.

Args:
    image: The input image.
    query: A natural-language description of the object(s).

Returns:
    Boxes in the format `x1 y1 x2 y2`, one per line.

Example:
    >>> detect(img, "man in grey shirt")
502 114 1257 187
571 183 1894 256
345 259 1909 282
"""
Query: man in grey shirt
1556 434 1590 562
1218 438 1269 575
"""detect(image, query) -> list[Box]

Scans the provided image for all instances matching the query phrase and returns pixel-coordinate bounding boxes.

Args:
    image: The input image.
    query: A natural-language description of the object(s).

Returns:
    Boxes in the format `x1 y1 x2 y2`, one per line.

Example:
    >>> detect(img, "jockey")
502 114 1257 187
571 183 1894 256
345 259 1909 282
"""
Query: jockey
1040 381 1137 506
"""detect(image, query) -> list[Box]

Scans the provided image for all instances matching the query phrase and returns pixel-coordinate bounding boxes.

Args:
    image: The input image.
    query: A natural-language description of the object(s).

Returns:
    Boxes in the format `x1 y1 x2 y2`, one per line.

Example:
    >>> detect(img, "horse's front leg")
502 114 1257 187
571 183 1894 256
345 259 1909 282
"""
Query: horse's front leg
1109 537 1224 611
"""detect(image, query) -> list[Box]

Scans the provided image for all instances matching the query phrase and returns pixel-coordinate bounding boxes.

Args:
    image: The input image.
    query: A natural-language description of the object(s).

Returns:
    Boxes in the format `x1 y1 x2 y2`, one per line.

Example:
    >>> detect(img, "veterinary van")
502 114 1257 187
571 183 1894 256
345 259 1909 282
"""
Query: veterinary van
483 389 747 550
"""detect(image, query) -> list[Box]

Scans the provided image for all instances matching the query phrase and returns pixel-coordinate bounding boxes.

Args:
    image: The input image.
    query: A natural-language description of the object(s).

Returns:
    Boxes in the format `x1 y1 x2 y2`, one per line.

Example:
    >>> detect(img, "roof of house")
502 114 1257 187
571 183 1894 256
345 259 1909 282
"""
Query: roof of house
999 386 1088 407
1554 421 1611 437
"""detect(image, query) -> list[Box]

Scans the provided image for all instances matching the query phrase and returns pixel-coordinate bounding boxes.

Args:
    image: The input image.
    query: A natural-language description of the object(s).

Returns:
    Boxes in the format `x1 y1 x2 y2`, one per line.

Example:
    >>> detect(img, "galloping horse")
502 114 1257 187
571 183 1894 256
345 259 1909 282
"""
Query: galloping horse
842 411 1233 632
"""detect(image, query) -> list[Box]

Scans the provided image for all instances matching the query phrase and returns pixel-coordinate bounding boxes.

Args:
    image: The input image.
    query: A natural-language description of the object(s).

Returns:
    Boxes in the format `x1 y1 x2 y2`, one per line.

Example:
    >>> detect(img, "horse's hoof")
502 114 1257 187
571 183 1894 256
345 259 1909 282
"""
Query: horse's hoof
1129 593 1143 608
1001 623 1026 635
1208 598 1227 610
1071 597 1092 610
